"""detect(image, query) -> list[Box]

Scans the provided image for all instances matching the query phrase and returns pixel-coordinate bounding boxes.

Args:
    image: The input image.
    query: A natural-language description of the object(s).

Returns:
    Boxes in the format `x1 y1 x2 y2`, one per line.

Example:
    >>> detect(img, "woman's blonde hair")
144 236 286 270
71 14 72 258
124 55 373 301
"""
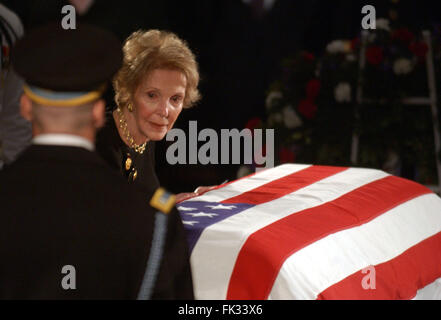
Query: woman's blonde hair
113 29 201 109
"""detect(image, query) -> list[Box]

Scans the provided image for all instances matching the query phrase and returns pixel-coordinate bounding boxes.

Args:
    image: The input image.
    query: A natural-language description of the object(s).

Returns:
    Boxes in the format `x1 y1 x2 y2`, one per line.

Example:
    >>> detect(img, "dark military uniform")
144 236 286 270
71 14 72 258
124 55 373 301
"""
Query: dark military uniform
1 22 194 299
0 144 193 299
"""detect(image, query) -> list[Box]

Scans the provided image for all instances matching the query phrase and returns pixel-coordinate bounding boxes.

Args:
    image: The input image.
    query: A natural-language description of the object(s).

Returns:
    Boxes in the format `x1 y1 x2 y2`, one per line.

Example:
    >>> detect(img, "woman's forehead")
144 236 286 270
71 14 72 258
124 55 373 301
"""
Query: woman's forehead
140 69 187 91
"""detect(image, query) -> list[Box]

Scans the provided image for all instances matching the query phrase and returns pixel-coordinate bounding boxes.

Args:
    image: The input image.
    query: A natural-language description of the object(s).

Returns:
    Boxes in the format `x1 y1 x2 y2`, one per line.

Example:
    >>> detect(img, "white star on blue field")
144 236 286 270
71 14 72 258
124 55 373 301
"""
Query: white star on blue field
177 201 253 252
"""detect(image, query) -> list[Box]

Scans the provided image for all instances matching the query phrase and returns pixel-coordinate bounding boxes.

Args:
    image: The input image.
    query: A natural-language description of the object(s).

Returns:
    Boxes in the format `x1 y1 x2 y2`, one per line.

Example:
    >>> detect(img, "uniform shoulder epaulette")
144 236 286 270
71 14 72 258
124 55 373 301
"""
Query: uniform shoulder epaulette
149 187 176 214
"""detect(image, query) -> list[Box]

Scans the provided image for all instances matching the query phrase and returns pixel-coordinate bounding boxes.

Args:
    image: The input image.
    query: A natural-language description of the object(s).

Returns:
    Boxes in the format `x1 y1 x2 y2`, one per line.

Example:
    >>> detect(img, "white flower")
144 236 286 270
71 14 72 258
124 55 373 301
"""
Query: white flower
282 105 303 129
326 40 352 54
326 40 345 54
265 91 283 110
334 82 351 103
393 58 413 75
375 18 390 31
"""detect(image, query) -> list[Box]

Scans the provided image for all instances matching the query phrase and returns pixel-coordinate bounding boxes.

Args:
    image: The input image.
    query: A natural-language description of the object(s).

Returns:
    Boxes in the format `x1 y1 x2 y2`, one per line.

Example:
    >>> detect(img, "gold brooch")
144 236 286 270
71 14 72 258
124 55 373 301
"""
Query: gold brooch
125 155 132 171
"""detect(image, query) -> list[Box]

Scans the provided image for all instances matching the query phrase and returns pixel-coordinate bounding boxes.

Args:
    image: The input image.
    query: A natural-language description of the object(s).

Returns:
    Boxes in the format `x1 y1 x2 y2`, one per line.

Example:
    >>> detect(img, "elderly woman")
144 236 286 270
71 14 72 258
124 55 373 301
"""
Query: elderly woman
96 30 209 200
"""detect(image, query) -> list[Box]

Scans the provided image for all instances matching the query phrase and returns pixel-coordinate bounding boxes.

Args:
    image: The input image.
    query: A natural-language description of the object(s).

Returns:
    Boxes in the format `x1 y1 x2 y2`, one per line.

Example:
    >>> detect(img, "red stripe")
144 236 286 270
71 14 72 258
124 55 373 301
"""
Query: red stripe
226 175 432 299
222 166 347 205
317 231 441 300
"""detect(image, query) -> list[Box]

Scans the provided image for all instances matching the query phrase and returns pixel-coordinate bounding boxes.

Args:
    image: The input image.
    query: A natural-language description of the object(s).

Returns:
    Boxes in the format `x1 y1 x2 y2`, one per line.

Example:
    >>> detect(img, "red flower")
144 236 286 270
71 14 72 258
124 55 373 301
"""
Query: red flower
409 41 428 60
297 98 317 119
303 51 315 62
279 147 295 164
392 28 415 44
306 78 321 99
366 46 383 65
245 117 262 131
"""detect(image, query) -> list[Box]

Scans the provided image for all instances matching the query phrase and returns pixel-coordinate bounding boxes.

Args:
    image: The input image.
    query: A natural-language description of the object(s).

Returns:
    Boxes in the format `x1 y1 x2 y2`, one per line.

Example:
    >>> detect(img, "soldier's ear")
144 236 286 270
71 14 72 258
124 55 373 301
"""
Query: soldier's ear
92 99 105 129
20 94 33 122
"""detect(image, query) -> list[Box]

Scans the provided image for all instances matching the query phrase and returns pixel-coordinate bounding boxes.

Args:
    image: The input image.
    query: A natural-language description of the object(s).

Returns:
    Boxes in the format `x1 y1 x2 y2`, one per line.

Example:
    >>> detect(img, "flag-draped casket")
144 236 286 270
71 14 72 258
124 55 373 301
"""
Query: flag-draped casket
177 164 441 299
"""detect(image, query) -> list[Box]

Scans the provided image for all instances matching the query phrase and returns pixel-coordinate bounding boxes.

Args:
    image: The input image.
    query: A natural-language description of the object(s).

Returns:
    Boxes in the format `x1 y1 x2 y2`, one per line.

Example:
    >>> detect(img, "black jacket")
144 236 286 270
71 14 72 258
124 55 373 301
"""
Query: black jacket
0 144 193 299
96 112 160 196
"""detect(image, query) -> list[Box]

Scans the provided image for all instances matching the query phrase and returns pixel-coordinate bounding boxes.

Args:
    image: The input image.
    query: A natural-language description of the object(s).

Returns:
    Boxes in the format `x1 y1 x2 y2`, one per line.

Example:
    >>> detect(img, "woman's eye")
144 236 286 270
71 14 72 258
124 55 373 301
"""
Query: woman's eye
147 92 157 98
171 95 182 103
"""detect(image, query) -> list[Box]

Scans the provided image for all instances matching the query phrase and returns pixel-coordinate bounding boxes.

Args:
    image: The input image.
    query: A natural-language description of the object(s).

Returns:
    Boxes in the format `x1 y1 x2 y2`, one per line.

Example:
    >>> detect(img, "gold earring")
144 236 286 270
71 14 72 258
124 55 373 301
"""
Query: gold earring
127 103 133 112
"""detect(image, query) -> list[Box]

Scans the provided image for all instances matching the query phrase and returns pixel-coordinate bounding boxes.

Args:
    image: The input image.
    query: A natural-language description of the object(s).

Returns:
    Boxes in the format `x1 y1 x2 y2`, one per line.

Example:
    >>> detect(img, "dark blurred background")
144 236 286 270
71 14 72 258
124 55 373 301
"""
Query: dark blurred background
2 0 441 193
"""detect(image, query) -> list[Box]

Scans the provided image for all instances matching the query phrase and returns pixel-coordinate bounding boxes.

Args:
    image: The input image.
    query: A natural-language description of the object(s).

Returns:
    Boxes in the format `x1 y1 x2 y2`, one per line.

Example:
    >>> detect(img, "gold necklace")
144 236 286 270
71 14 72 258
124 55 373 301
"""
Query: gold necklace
116 107 147 154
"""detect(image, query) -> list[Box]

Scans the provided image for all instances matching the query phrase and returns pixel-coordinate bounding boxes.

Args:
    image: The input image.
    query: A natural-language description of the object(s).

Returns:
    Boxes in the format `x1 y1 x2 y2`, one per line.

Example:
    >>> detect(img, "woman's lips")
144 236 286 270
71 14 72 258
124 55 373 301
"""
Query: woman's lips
149 121 168 130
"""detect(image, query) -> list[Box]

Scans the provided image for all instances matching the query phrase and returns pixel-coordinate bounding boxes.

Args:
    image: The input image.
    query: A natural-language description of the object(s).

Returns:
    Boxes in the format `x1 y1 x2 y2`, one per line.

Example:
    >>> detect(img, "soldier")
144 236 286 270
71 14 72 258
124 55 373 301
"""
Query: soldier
0 22 193 299
0 3 31 168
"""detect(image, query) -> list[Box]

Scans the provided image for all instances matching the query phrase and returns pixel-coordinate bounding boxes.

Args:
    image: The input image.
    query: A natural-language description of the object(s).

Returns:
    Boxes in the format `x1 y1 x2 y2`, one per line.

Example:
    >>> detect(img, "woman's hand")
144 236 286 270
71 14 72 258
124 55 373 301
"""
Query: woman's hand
193 186 217 194
175 185 217 203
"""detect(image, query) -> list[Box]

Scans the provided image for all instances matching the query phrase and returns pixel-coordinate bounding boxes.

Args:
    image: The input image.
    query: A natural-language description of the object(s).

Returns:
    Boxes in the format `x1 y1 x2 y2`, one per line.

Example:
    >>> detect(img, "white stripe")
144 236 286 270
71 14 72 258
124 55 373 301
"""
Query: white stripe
268 194 441 300
190 164 310 203
412 277 441 300
190 167 388 299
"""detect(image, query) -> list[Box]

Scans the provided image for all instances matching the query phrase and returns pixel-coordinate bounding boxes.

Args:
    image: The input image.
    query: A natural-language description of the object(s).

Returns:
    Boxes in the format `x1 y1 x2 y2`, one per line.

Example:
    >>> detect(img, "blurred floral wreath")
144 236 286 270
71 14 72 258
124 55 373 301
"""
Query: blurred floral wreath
241 18 441 184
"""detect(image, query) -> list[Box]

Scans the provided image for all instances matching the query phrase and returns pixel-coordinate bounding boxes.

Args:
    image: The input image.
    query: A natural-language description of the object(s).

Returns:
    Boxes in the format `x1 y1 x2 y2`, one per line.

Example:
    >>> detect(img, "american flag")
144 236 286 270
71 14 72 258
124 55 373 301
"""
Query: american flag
177 164 441 300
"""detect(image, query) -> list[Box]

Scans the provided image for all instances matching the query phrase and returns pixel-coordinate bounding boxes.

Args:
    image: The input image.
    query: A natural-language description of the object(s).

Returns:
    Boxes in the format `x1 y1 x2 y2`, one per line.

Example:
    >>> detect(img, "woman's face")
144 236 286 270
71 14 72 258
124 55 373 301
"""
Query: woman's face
132 68 186 141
